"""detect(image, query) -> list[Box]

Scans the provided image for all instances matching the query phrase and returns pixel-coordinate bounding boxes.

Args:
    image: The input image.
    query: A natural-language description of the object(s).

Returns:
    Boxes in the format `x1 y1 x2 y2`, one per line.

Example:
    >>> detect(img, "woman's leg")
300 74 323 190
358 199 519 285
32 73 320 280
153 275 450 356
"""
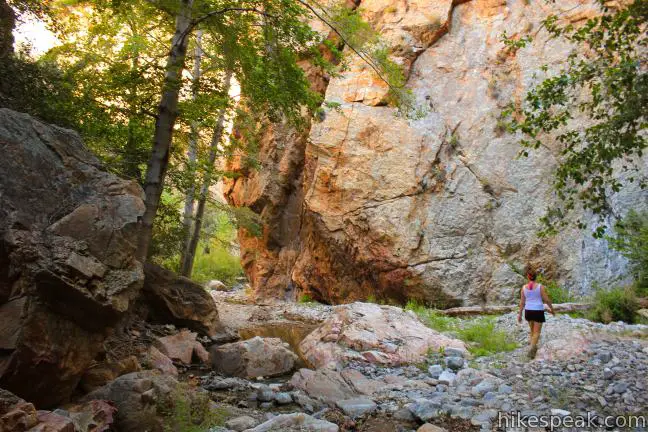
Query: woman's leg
531 322 543 347
527 320 534 342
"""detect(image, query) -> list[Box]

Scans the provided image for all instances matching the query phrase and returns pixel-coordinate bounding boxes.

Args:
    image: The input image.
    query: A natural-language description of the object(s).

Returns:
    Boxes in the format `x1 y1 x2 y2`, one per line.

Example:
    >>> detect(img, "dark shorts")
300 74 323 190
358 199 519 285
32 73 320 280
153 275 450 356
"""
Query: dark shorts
525 309 546 323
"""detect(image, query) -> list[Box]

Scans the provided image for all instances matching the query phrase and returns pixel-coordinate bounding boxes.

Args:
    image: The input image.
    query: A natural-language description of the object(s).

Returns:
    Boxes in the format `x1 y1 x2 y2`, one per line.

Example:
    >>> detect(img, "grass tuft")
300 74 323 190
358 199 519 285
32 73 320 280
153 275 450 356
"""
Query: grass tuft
406 300 517 357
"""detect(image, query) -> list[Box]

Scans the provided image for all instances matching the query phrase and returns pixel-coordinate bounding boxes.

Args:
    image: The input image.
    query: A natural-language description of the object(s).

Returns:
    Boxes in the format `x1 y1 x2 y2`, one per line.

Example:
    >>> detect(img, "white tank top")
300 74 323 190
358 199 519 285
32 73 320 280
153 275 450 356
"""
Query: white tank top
523 283 545 311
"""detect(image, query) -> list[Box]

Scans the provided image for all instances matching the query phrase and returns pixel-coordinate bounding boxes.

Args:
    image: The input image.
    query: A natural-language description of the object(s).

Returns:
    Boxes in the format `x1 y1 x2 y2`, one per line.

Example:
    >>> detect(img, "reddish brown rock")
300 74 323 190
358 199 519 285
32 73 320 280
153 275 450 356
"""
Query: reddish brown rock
0 109 145 407
29 412 74 432
147 347 178 377
142 263 222 337
154 329 208 365
0 389 78 432
66 399 116 432
79 356 141 393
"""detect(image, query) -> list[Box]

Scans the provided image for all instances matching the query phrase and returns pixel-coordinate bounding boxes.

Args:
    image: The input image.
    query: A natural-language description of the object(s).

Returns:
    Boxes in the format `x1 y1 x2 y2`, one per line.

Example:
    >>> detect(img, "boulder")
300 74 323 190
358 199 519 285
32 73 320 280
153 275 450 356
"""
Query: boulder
289 368 362 406
299 303 468 368
226 415 258 431
207 280 228 291
30 411 75 432
154 329 209 365
147 347 178 377
0 388 39 431
211 336 297 378
79 356 141 393
0 388 80 432
80 371 178 432
66 400 117 432
0 109 145 407
242 413 338 432
142 263 221 337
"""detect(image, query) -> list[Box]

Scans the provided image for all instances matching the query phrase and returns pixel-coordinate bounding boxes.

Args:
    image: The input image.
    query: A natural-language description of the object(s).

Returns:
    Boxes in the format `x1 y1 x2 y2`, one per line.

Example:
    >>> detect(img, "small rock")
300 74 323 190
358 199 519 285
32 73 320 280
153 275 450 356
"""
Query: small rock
409 399 443 422
225 415 258 431
498 384 512 394
473 380 495 396
444 347 466 358
274 392 292 405
393 407 416 422
428 365 443 379
335 397 377 418
417 424 448 432
603 368 614 380
242 413 338 432
613 382 629 394
438 370 456 386
597 352 613 363
551 409 571 417
446 357 464 371
257 385 274 402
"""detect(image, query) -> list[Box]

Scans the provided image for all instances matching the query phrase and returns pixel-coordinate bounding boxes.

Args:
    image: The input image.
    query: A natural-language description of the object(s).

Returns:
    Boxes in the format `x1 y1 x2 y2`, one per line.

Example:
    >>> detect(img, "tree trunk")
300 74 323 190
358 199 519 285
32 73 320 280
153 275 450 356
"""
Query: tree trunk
0 0 15 58
180 30 203 269
137 0 194 261
180 69 233 277
436 302 593 317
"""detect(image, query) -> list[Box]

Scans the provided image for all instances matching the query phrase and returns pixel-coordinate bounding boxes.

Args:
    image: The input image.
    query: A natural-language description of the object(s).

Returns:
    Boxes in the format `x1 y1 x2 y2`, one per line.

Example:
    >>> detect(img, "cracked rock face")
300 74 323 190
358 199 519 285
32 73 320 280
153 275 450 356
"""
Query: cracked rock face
299 302 467 369
0 109 145 407
226 0 647 305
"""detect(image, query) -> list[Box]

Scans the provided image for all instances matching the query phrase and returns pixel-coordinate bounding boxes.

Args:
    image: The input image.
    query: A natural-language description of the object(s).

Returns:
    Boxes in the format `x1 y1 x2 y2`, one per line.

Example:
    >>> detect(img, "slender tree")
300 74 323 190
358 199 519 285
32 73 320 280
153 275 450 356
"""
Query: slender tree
180 29 203 268
137 0 195 260
181 68 232 276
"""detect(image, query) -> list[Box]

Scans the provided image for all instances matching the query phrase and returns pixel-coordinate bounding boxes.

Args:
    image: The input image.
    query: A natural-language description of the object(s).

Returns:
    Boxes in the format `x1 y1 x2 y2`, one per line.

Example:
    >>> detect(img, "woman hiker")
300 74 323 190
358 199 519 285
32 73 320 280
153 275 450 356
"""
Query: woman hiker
517 267 555 359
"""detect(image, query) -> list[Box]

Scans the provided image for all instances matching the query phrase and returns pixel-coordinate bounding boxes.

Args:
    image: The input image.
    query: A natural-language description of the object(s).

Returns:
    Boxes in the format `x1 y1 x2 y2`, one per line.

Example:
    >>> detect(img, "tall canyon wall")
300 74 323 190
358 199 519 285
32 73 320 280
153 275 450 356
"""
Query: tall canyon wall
224 0 648 306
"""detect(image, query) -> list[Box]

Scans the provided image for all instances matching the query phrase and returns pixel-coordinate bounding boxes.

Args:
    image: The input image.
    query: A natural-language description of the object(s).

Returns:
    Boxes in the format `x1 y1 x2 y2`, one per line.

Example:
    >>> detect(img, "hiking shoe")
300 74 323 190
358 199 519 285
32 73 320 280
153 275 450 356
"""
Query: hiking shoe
527 345 538 360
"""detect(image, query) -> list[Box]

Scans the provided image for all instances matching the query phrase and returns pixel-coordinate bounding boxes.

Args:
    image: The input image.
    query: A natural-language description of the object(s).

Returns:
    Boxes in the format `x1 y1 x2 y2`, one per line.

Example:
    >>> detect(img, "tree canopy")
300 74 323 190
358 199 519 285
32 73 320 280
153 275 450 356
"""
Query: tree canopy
503 0 647 237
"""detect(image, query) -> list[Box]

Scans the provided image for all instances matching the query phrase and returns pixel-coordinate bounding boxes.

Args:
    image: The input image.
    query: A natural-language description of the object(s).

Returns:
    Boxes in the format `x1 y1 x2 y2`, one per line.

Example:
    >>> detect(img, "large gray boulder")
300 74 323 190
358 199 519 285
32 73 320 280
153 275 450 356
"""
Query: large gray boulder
0 109 145 407
210 336 298 378
80 371 177 432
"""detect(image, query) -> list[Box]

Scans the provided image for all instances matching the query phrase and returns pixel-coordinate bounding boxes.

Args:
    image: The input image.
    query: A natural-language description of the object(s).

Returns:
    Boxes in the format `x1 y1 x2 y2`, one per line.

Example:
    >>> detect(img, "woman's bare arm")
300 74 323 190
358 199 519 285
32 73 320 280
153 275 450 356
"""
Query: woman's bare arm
541 285 555 315
517 287 525 323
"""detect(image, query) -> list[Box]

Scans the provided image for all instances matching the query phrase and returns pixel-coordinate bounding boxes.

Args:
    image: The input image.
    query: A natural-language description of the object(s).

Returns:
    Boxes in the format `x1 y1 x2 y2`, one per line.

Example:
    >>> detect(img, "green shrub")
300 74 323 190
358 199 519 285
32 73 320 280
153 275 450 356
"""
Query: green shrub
159 384 227 432
405 300 458 332
608 210 648 296
406 301 517 356
537 275 575 304
298 293 315 304
588 286 639 324
456 317 518 357
191 246 243 286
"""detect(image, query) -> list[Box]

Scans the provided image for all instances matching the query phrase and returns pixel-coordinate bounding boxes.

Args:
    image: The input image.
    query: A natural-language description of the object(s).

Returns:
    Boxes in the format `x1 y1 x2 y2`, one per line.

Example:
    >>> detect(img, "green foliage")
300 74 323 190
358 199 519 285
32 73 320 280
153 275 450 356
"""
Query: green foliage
456 317 518 357
501 0 648 237
588 286 640 324
406 300 517 357
158 384 227 432
298 293 315 304
608 210 648 295
158 204 244 285
405 300 457 332
149 191 186 263
537 275 575 304
190 246 243 286
325 4 425 118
